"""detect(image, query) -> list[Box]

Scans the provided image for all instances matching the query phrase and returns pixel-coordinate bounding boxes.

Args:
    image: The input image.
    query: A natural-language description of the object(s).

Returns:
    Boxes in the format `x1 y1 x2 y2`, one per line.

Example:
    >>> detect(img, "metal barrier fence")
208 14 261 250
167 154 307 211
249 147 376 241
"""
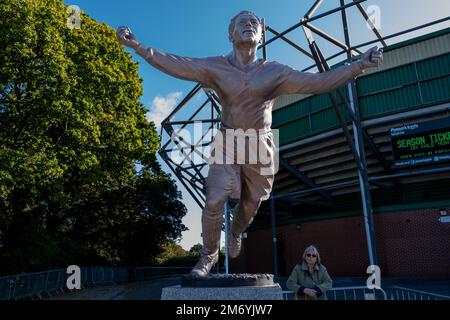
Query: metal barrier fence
327 286 387 300
0 267 193 300
4 270 450 301
282 286 387 300
388 286 450 300
283 286 450 300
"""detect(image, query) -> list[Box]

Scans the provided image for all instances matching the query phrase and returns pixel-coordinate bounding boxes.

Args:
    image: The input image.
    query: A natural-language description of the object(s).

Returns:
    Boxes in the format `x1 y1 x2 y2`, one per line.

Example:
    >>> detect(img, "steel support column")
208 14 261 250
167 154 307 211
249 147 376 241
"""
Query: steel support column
341 0 378 266
224 201 230 274
270 193 279 277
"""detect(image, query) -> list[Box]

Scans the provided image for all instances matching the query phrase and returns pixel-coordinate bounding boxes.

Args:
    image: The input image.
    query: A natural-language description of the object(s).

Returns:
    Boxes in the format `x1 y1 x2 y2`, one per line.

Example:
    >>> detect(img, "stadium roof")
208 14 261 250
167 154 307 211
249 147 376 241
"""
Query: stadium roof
259 26 450 221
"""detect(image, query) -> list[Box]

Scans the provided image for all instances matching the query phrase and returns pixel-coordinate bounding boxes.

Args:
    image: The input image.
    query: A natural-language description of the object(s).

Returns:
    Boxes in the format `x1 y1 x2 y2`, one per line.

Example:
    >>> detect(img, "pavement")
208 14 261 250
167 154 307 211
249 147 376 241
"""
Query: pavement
48 276 182 300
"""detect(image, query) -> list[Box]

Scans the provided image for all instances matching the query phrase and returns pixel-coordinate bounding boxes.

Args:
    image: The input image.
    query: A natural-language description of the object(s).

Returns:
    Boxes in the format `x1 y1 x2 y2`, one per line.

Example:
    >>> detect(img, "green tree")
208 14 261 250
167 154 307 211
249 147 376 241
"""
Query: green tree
0 0 187 275
154 240 188 265
189 243 203 256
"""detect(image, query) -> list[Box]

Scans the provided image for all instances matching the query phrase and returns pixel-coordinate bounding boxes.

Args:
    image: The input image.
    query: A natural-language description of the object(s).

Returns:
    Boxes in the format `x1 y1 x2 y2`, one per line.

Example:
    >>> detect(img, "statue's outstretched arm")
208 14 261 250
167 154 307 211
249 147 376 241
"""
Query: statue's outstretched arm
117 27 213 86
274 47 383 96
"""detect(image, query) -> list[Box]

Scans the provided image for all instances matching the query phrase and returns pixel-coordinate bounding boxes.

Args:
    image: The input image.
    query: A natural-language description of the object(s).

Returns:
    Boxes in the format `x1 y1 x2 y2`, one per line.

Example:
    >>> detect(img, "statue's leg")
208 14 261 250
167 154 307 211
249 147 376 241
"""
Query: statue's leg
229 132 275 258
191 163 241 277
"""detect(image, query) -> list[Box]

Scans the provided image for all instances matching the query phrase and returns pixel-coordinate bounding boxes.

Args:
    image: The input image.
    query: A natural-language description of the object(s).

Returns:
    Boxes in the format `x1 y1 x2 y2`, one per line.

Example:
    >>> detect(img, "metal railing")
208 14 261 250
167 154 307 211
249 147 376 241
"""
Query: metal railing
283 285 450 300
283 286 388 300
282 286 387 300
327 286 387 300
0 266 192 300
388 286 450 300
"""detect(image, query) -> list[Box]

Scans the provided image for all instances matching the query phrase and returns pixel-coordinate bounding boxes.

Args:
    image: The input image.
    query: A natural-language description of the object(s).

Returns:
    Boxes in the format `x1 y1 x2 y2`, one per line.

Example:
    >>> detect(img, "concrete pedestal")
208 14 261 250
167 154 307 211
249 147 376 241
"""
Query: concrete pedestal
161 284 283 300
161 274 283 300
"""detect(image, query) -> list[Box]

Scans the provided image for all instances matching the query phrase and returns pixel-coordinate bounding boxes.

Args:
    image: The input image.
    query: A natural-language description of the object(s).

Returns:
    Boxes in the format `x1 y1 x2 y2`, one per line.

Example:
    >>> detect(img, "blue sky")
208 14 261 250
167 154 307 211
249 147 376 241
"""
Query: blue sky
65 0 450 250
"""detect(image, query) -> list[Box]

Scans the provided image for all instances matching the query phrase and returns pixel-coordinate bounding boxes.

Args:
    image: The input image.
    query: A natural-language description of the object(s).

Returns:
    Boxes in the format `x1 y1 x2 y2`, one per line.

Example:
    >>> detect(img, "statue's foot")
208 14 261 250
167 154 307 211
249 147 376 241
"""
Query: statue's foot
190 250 219 277
228 230 242 259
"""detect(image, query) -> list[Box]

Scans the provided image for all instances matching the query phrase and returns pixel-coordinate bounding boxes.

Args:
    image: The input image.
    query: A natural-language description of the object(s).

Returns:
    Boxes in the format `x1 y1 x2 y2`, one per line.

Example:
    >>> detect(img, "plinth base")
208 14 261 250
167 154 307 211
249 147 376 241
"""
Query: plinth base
161 274 283 300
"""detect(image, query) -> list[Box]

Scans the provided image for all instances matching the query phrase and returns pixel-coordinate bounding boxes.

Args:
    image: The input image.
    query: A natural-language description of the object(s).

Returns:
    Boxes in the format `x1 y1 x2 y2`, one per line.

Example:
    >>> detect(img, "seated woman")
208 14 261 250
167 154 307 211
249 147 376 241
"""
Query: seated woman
286 245 332 300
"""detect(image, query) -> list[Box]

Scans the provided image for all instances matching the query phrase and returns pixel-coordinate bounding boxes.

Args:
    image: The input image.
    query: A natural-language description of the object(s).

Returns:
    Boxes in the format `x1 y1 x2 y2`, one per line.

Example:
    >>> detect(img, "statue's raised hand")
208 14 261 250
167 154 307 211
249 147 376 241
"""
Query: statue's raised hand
360 46 383 69
116 26 139 49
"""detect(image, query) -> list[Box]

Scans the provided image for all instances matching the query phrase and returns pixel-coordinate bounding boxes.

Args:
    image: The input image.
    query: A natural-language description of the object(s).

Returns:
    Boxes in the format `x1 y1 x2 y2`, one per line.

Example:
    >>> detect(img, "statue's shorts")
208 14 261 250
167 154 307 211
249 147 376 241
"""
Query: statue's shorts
200 127 277 253
206 127 276 202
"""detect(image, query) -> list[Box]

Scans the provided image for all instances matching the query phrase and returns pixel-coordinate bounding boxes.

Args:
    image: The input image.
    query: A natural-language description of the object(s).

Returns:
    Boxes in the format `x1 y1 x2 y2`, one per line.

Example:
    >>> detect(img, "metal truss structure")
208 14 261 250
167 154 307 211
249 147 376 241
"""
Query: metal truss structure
158 0 450 275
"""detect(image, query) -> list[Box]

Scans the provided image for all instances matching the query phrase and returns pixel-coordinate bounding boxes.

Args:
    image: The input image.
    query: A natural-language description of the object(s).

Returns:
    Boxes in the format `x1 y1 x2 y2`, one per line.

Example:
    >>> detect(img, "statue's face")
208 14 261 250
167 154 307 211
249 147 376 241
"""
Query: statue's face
231 14 262 45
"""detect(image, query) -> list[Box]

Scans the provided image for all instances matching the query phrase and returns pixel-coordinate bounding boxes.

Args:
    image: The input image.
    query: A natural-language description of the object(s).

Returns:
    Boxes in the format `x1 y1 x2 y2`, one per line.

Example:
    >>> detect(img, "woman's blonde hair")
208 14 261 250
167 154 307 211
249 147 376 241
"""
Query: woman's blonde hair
302 245 321 265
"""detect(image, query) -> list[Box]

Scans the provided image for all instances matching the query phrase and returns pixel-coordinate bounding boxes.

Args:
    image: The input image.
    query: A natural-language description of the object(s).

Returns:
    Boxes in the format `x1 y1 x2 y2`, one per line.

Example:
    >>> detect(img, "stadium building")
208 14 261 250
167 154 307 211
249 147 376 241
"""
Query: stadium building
231 27 450 278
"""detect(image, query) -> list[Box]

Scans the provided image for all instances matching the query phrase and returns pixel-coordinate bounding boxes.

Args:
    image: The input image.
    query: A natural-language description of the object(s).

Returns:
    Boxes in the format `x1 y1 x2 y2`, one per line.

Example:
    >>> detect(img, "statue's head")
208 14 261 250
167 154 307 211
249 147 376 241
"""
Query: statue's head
228 11 263 45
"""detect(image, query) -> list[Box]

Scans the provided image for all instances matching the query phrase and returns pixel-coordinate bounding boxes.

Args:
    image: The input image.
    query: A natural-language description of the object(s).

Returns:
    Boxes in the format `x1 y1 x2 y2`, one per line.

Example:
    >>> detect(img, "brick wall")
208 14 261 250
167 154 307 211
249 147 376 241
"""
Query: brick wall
230 208 450 277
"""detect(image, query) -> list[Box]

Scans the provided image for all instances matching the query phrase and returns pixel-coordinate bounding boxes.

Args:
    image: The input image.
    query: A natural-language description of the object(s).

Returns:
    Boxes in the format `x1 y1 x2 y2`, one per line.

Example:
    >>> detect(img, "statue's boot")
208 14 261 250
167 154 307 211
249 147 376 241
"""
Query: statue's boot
190 213 222 277
190 249 219 277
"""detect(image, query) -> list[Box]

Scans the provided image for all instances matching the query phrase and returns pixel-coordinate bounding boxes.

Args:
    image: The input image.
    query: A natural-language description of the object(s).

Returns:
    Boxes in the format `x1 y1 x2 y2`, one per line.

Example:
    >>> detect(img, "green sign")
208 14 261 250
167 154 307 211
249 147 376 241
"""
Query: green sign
390 117 450 166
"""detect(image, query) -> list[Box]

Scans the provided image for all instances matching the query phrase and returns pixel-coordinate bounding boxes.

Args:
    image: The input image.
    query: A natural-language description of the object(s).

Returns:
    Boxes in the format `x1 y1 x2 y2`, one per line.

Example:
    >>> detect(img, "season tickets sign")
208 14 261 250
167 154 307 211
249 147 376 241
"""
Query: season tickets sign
390 117 450 167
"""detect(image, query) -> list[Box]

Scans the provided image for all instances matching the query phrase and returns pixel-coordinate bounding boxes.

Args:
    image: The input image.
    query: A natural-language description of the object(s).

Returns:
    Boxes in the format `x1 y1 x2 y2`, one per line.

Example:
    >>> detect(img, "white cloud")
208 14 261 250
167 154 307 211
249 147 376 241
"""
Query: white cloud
146 91 182 128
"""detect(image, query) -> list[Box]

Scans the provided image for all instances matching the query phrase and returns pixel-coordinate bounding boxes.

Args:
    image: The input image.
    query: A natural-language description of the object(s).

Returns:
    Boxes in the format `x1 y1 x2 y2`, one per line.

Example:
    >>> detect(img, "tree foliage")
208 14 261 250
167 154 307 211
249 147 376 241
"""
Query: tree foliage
154 240 188 265
0 0 187 275
189 243 203 256
156 242 225 269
